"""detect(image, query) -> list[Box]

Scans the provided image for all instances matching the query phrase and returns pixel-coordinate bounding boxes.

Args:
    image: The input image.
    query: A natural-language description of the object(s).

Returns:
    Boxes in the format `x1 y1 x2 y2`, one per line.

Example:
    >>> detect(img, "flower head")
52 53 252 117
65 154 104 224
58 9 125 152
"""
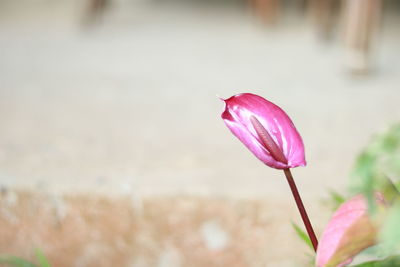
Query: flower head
221 93 306 169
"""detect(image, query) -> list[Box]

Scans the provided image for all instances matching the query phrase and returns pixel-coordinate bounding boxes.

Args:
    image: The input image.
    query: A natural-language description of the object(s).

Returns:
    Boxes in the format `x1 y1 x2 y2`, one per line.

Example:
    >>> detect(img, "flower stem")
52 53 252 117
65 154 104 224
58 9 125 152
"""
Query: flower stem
283 168 318 252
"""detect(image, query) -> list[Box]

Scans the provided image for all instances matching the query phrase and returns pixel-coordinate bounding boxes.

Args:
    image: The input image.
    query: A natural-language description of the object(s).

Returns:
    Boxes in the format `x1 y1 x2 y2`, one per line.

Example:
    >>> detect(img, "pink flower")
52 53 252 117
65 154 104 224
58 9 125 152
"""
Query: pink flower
221 93 306 169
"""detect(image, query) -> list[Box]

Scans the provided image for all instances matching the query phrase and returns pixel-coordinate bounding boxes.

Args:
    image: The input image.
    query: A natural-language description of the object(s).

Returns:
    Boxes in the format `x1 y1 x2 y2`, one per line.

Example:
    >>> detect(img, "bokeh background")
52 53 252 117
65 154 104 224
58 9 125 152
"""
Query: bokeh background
0 0 399 266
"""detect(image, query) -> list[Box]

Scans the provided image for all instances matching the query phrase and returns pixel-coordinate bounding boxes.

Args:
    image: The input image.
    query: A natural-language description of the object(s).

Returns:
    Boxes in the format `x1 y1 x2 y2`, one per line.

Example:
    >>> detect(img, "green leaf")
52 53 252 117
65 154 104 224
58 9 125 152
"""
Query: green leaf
0 256 38 267
350 261 378 267
351 152 376 212
291 221 313 251
351 124 400 212
34 249 51 267
326 190 346 211
379 203 400 254
350 255 400 267
329 191 346 206
380 177 400 204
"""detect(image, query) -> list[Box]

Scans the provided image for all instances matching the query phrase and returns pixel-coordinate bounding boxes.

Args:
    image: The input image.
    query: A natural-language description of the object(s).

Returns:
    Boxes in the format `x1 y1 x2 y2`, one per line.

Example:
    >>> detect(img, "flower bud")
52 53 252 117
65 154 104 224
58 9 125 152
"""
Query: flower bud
221 93 306 169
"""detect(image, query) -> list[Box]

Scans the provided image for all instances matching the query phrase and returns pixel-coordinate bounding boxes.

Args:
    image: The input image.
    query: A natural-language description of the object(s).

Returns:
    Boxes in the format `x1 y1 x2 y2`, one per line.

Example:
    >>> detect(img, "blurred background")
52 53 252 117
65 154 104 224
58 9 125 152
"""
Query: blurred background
0 0 399 266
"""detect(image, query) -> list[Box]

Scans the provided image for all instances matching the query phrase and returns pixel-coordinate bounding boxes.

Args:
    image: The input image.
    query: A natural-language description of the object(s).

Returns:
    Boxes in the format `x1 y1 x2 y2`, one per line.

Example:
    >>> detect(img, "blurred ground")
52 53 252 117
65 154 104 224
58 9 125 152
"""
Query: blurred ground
0 190 311 267
0 0 399 266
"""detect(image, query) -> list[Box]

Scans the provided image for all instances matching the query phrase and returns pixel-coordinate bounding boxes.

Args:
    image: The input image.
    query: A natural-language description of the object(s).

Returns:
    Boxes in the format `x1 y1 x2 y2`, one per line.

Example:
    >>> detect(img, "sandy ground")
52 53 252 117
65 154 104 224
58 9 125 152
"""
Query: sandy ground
0 1 399 265
0 190 315 267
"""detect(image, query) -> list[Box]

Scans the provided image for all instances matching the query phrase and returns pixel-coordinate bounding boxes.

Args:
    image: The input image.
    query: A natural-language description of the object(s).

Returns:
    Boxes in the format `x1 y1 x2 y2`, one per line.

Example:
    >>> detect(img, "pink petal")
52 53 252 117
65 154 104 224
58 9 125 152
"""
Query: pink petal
221 93 306 169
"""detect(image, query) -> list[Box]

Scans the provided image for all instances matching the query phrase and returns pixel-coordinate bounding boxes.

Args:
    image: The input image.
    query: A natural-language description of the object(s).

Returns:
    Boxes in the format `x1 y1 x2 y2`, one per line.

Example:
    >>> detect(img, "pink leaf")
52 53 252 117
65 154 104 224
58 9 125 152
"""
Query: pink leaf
316 194 385 267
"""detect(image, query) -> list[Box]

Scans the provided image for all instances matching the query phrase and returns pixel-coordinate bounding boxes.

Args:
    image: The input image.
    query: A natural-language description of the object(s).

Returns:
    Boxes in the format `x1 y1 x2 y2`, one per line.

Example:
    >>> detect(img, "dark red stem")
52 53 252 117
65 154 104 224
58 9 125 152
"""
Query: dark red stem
283 168 318 252
249 115 318 250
